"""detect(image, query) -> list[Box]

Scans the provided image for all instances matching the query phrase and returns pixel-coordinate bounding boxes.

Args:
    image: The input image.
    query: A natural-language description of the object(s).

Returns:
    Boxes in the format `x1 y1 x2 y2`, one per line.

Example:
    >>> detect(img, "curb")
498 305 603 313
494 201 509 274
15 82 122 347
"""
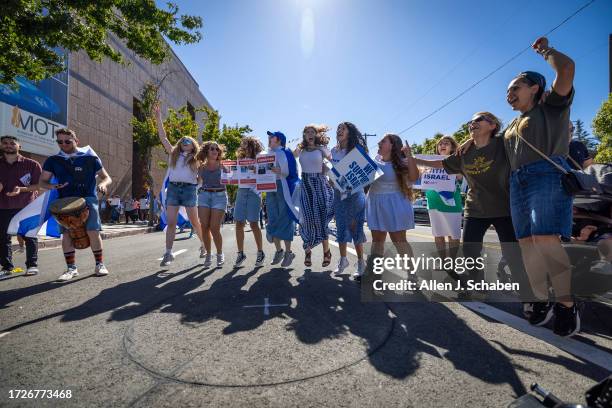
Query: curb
10 226 159 251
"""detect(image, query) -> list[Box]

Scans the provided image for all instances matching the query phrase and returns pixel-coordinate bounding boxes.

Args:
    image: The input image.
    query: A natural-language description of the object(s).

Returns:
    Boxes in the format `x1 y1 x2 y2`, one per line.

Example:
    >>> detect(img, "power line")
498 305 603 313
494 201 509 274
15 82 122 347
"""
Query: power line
396 0 596 136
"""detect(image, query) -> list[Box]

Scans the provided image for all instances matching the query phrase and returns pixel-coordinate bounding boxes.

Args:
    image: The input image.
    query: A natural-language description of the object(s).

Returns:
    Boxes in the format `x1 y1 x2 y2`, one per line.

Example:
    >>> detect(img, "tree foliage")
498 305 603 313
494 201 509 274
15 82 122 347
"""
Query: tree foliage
201 106 251 160
0 0 203 84
572 119 598 153
592 94 612 164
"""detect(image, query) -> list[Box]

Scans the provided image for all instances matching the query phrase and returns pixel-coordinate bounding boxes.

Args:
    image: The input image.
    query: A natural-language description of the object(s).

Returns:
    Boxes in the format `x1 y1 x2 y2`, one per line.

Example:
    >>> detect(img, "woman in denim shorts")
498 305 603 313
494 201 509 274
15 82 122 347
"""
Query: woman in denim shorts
196 141 228 268
154 104 205 267
330 122 368 279
233 137 266 267
503 37 579 337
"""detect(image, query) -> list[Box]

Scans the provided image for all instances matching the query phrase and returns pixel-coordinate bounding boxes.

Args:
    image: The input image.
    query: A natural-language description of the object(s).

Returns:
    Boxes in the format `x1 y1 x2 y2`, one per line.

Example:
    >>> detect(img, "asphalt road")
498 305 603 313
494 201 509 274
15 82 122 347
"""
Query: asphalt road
0 224 610 407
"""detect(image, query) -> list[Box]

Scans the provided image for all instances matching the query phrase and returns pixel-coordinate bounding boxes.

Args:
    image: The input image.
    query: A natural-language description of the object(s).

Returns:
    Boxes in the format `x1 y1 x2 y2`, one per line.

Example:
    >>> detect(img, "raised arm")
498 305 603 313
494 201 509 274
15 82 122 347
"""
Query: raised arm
153 103 174 155
532 37 574 97
401 144 420 182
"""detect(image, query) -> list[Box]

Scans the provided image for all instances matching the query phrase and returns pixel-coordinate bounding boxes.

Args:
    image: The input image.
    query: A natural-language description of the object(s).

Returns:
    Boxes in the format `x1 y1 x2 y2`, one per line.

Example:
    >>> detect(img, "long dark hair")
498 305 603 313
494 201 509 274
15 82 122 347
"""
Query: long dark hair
337 122 368 153
384 133 413 199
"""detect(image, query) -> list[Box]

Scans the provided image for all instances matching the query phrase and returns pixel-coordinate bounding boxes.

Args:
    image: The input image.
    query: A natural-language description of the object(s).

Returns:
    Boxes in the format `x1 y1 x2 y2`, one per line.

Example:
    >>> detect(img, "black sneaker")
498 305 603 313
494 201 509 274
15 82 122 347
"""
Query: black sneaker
255 250 265 266
528 302 554 326
553 303 581 337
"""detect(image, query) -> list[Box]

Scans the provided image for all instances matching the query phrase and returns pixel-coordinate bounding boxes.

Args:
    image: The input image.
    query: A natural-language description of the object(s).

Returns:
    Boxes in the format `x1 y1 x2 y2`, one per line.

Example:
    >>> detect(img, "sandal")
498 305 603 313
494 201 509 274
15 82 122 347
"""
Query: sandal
304 250 312 267
322 249 332 267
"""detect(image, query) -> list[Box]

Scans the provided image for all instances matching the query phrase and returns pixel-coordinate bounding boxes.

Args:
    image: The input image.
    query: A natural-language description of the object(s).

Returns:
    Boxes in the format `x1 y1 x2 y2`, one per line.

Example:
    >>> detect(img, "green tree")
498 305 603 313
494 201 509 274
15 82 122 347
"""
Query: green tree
592 94 612 164
572 119 598 152
1 1 202 84
452 123 471 146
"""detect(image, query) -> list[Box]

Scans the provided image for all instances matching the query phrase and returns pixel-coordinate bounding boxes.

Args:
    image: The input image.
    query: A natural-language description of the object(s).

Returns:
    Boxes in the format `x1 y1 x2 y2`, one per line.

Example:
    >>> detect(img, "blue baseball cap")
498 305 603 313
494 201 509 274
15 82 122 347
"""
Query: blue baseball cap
267 131 286 147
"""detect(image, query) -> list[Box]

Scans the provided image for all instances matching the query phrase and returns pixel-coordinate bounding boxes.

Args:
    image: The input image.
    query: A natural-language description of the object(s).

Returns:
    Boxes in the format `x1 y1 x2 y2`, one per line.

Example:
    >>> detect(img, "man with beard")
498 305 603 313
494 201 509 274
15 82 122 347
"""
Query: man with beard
0 135 42 277
39 128 112 281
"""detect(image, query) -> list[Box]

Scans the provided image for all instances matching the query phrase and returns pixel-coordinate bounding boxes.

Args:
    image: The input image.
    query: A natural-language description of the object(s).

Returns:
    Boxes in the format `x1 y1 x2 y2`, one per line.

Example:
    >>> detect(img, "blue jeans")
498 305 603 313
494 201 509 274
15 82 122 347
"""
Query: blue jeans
334 189 366 244
510 157 573 239
166 183 198 207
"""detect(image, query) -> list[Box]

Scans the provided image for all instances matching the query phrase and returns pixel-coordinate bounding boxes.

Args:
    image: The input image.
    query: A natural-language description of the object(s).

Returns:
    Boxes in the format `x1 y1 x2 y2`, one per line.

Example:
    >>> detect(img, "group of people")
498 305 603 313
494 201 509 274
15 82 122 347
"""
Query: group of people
100 194 152 224
0 36 608 340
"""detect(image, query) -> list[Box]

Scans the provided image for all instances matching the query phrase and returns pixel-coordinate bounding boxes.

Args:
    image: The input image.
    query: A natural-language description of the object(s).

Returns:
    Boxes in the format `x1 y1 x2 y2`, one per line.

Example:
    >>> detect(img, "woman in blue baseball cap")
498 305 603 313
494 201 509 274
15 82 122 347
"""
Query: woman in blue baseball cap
265 131 300 267
504 36 578 337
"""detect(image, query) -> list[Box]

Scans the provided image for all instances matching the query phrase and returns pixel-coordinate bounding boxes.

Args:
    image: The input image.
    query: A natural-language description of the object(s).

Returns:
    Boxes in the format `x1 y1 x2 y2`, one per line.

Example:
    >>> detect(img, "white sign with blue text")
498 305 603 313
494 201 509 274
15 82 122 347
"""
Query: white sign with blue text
327 146 382 198
413 154 456 191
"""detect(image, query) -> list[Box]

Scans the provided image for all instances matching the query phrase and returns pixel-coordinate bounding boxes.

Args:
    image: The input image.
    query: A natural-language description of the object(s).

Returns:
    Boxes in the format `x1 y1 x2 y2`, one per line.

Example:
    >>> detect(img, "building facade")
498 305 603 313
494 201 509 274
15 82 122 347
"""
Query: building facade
0 35 211 199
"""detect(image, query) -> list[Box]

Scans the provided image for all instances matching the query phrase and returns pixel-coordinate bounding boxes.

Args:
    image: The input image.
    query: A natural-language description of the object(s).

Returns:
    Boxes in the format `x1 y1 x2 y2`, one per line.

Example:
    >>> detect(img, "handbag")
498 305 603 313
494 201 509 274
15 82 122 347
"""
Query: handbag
515 133 602 196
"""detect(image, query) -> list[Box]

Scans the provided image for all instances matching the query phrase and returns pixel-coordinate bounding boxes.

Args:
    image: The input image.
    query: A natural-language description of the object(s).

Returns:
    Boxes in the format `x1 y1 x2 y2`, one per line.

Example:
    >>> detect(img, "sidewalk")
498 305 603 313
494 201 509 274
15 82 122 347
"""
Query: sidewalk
10 221 158 250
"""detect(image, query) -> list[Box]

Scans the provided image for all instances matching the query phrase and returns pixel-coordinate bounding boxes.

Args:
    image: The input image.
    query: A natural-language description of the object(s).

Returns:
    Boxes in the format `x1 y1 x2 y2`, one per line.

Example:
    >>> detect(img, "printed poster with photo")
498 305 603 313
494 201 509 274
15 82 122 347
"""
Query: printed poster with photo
221 160 238 185
237 158 257 186
255 154 277 192
413 154 456 191
328 146 382 198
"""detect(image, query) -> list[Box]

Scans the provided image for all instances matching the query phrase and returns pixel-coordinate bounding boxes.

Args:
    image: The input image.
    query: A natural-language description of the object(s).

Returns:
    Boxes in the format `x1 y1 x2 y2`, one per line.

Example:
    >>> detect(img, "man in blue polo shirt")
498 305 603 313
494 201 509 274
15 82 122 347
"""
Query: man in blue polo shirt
39 128 112 282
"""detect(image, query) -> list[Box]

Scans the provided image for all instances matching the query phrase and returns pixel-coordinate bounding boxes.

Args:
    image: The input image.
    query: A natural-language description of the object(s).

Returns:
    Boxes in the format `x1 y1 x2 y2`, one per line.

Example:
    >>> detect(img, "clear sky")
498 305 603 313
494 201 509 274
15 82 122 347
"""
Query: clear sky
168 0 611 151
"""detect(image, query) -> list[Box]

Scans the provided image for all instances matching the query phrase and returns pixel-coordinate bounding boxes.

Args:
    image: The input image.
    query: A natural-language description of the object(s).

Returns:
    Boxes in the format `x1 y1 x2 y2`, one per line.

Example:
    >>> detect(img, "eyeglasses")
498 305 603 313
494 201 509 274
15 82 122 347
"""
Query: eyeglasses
56 140 73 145
468 116 491 126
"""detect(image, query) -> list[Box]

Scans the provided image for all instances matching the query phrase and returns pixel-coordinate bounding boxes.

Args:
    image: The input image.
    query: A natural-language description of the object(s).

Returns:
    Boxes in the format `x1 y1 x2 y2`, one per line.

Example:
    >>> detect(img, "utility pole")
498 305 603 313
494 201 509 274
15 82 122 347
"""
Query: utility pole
363 133 376 150
609 33 611 94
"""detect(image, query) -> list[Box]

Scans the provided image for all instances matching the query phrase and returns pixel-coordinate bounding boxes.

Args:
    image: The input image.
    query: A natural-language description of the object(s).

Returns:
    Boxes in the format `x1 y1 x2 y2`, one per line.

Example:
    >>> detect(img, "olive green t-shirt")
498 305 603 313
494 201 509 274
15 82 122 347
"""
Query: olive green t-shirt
503 89 574 170
442 136 510 218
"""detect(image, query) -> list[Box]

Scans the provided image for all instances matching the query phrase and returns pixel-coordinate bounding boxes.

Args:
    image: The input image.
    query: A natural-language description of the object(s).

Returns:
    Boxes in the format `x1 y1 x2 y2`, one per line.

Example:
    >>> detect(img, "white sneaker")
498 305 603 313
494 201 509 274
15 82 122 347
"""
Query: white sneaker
353 260 366 279
95 263 109 276
0 268 14 279
203 254 213 268
199 247 207 258
216 253 225 267
25 267 39 276
160 252 174 267
58 266 79 282
271 249 285 265
333 257 350 275
281 251 296 268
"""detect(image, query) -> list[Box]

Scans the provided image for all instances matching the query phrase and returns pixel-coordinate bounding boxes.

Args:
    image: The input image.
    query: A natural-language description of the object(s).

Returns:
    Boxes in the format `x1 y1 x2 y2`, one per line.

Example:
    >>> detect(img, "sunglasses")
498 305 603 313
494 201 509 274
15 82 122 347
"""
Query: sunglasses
181 139 193 145
209 146 219 151
468 116 491 126
56 139 74 145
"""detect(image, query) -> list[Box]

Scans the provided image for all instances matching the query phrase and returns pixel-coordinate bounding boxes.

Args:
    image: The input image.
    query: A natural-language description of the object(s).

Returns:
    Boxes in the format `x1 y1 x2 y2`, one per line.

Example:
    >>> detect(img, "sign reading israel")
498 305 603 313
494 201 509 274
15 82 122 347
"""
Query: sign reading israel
413 154 456 191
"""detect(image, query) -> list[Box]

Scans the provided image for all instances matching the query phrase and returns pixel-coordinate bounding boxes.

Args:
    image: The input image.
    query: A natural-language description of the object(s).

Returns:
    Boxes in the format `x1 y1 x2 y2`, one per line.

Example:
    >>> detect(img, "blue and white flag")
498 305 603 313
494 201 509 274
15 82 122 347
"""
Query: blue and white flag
158 172 190 231
7 145 100 238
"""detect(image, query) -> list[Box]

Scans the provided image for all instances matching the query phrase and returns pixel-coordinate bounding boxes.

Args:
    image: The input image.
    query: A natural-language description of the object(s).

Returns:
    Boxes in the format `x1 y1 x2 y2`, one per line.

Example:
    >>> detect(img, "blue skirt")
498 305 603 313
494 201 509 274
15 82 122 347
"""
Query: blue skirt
266 180 295 242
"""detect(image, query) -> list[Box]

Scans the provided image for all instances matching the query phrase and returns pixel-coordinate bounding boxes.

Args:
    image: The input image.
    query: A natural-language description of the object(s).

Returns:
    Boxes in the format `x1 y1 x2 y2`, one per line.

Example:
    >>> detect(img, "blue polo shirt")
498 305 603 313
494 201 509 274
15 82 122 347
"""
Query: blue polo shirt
42 155 102 198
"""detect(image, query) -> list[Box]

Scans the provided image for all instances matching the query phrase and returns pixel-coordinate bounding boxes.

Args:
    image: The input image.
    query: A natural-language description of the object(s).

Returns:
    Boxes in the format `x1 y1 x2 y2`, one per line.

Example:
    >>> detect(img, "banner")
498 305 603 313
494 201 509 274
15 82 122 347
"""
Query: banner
255 154 277 192
413 154 456 191
328 146 382 197
0 49 69 156
220 156 277 192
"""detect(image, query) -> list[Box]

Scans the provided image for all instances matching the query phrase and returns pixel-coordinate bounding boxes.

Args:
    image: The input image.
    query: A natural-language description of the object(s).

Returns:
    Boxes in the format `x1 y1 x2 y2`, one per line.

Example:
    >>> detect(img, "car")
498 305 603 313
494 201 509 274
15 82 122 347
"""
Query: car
413 197 430 225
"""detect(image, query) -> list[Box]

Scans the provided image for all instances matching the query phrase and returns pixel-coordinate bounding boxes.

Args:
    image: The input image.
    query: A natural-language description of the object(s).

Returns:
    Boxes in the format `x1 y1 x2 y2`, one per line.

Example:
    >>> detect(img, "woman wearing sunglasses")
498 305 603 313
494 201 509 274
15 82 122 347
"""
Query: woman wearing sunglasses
415 112 532 302
154 103 205 267
196 141 227 268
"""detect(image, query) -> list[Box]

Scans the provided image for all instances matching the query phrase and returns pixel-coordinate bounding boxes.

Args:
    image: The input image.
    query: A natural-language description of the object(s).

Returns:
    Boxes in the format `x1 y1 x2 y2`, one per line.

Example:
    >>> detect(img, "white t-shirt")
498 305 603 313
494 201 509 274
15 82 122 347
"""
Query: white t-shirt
110 197 121 206
139 198 148 208
299 147 329 174
168 154 198 184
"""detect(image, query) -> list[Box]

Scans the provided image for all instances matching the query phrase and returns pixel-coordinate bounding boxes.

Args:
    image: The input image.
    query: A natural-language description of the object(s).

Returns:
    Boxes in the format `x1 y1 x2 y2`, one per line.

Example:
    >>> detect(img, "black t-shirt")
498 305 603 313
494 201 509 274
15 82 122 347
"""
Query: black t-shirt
568 140 589 170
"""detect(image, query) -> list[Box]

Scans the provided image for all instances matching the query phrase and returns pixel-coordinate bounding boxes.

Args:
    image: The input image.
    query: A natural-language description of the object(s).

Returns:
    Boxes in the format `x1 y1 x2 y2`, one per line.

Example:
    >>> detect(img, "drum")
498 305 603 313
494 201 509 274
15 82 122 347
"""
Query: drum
49 197 91 249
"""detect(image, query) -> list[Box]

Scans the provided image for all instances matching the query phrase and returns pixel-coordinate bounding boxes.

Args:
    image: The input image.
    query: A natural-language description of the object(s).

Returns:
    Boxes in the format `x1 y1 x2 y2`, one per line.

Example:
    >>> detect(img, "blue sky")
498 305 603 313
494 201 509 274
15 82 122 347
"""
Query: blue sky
168 0 611 151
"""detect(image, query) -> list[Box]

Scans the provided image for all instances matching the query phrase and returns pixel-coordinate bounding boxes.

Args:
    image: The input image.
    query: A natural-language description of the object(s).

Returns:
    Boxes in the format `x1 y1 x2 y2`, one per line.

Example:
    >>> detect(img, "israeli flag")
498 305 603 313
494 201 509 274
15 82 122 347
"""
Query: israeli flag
7 145 100 238
158 172 190 231
438 190 457 207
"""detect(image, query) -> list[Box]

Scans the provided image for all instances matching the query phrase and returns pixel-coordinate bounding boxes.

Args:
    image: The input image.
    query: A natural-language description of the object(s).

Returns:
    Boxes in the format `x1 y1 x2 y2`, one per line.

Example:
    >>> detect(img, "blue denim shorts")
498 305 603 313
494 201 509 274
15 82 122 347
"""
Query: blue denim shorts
59 196 101 233
198 190 227 211
166 182 198 207
233 188 261 222
334 189 366 244
510 157 573 239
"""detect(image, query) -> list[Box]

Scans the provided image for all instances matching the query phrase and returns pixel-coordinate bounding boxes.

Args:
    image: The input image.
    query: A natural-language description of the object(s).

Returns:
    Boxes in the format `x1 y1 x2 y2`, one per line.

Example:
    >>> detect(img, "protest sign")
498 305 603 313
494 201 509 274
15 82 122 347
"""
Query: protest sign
413 154 456 191
328 146 382 197
221 160 238 185
255 154 277 192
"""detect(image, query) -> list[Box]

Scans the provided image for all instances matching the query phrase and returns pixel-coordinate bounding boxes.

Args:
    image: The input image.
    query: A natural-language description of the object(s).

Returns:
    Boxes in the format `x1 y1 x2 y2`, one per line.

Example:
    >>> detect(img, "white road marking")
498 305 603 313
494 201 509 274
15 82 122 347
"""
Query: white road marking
156 249 188 261
0 332 11 339
243 297 289 316
462 301 612 371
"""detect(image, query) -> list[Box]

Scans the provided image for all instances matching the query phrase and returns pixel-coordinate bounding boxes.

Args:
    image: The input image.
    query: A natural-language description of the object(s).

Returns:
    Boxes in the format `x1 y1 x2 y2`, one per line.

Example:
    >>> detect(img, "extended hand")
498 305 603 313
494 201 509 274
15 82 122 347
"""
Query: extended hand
6 186 23 197
532 37 550 54
51 182 68 190
97 184 108 195
456 138 473 157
